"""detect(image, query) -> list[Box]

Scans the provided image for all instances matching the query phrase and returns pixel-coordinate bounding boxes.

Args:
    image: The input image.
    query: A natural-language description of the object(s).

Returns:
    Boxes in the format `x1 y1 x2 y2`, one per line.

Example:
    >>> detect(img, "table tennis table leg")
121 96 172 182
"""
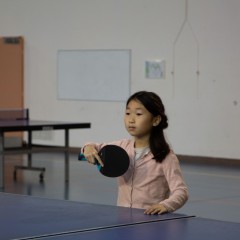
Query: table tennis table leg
12 129 70 184
0 132 4 189
13 130 46 182
64 129 69 183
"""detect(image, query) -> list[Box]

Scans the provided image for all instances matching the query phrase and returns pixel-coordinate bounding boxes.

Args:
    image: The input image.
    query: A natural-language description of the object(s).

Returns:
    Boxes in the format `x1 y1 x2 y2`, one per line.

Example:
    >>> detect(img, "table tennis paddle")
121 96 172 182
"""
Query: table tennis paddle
78 145 130 177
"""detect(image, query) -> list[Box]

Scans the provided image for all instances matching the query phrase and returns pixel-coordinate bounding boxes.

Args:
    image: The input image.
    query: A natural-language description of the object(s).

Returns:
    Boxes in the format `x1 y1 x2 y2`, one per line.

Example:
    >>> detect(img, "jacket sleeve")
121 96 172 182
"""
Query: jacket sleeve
159 152 189 212
81 142 105 153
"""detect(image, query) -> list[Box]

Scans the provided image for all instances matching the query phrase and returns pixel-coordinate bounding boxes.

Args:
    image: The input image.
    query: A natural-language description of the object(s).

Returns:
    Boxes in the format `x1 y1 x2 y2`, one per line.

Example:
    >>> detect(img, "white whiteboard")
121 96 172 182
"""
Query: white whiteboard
57 49 131 101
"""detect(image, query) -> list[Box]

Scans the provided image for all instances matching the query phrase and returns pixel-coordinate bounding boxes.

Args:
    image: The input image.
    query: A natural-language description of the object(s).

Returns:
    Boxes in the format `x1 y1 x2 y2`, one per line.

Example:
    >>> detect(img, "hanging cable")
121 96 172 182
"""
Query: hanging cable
171 0 200 98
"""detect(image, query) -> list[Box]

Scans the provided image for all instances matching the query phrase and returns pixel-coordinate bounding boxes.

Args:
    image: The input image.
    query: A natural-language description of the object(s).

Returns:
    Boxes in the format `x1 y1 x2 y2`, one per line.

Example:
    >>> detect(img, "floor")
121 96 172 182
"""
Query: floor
1 151 240 223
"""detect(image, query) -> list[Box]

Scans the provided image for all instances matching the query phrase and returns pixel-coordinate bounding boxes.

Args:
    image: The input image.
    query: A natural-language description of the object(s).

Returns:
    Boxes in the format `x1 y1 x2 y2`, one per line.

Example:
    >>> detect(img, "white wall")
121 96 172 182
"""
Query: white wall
0 0 240 159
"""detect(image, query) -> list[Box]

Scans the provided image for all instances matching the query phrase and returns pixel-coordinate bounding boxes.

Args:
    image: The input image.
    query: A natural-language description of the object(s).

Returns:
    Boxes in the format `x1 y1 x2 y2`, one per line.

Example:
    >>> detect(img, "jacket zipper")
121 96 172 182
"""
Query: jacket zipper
130 150 150 208
130 160 135 208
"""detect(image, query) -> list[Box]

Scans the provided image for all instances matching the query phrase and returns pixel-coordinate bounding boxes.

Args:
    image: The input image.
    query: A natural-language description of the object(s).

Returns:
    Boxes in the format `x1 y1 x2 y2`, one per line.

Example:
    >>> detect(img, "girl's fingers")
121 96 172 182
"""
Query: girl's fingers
85 152 104 167
144 205 167 215
94 154 104 167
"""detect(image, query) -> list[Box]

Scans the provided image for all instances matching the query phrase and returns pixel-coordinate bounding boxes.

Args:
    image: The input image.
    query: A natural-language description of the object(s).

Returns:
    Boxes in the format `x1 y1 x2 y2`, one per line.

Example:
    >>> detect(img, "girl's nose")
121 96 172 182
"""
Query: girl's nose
129 117 135 123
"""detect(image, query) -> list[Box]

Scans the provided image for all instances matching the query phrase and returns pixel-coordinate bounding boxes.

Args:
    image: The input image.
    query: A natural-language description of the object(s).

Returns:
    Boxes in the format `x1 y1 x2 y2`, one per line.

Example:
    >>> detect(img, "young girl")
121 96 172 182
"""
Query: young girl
82 91 188 214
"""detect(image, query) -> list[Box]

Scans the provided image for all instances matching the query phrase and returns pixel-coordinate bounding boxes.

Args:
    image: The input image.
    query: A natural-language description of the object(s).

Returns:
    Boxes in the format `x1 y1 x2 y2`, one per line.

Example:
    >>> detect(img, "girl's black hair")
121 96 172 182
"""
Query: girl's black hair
126 91 170 163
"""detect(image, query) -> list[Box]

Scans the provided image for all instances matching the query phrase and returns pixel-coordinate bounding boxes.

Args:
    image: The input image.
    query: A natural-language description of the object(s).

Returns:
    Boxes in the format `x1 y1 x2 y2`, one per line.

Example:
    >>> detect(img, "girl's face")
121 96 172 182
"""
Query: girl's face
124 99 160 140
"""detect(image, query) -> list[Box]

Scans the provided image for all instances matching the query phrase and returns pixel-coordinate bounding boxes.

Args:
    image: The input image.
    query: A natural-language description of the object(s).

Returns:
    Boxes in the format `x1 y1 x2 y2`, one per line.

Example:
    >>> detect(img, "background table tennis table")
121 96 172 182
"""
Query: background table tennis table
0 192 239 240
0 119 91 189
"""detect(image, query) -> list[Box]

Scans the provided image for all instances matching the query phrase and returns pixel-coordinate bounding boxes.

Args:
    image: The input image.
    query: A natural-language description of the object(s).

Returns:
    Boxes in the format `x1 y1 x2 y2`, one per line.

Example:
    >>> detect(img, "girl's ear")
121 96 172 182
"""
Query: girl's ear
153 115 161 126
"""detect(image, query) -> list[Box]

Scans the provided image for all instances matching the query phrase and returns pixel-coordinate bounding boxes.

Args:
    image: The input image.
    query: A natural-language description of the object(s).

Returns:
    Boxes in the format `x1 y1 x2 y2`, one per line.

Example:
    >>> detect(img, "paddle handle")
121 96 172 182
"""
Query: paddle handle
78 153 102 170
78 153 87 161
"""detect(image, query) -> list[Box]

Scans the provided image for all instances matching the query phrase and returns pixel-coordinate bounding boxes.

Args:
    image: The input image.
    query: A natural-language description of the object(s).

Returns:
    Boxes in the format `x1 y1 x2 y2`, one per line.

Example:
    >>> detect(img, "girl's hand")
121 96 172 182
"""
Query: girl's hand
83 145 104 167
144 204 168 215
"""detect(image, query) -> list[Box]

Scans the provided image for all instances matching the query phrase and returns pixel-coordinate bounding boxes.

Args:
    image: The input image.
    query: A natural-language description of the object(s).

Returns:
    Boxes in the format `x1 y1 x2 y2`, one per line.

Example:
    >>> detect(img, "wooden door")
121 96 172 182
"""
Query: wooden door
0 36 24 147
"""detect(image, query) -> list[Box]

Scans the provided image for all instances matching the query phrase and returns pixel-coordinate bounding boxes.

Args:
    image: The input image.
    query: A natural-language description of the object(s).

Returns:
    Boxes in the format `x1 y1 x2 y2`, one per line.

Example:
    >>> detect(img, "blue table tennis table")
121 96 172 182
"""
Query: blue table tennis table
0 192 239 240
46 217 240 240
0 118 91 189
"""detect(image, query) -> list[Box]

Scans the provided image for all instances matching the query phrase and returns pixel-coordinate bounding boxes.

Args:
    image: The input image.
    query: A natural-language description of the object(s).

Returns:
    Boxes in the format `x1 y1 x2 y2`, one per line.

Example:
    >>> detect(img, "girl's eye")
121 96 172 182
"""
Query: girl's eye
125 112 130 115
136 113 143 116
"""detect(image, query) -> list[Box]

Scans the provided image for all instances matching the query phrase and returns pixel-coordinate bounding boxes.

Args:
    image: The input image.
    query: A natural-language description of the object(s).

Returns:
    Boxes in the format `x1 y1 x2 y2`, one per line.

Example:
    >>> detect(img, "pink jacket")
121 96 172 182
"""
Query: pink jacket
82 139 188 212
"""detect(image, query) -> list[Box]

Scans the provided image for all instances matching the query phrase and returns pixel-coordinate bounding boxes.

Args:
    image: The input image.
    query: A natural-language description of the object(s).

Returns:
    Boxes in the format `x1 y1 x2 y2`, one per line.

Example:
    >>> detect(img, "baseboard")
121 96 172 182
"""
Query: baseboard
69 147 240 167
69 147 81 154
178 154 240 168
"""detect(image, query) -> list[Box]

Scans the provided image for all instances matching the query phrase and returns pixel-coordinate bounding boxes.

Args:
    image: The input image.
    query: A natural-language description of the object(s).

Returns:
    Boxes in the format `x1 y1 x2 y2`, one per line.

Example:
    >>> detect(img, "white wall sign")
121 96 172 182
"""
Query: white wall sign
145 60 165 79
